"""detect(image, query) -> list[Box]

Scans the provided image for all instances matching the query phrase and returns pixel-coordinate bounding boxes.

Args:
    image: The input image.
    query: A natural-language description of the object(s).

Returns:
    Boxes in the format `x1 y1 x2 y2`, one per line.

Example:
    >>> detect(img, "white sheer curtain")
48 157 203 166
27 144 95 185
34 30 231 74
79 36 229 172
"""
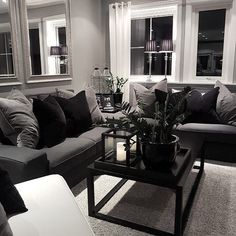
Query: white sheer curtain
109 2 131 102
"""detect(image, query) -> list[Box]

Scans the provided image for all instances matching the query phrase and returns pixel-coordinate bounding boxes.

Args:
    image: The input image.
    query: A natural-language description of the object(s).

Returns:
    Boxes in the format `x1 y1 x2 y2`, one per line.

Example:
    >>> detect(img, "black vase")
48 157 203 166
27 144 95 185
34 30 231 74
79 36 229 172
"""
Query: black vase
113 93 123 107
140 135 179 169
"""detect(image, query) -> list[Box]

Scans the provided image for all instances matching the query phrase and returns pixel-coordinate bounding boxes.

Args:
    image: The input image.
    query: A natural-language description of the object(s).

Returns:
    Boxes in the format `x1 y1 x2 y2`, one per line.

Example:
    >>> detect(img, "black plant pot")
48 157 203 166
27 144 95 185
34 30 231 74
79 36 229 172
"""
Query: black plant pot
140 135 179 169
113 93 123 107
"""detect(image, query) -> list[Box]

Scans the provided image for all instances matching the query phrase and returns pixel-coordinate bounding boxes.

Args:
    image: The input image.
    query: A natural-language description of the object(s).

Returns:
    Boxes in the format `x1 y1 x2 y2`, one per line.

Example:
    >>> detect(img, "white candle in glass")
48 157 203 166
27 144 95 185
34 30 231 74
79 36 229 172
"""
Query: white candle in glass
116 142 126 162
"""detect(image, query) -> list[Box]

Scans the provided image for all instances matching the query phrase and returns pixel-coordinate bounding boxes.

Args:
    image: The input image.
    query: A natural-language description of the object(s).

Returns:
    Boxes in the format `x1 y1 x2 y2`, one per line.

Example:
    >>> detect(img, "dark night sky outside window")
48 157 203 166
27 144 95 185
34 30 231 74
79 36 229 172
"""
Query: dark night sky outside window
131 16 173 76
196 9 226 76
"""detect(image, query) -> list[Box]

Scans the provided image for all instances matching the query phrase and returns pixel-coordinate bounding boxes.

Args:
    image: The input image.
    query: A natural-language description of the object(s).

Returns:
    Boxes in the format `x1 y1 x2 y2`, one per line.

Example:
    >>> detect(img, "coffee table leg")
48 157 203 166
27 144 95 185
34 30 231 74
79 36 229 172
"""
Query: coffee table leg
87 172 95 217
174 187 183 236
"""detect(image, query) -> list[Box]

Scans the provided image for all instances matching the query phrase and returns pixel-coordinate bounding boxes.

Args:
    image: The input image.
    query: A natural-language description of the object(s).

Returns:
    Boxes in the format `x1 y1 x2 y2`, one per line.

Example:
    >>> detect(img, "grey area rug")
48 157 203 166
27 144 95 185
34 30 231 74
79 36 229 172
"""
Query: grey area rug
72 162 236 236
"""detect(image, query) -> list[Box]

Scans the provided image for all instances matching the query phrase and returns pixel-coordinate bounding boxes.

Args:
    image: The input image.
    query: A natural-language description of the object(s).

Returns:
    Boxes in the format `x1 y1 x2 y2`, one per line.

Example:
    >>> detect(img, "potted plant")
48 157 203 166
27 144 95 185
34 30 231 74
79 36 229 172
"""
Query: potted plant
120 88 190 169
105 73 128 107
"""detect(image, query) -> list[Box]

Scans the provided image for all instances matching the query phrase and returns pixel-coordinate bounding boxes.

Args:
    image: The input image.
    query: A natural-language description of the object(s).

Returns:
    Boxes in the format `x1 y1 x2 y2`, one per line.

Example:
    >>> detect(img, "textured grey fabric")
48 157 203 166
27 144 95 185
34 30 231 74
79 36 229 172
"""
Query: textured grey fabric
133 79 168 117
56 88 105 124
215 80 236 126
43 136 96 169
79 127 111 155
174 123 236 162
0 89 39 148
0 144 48 184
0 203 13 236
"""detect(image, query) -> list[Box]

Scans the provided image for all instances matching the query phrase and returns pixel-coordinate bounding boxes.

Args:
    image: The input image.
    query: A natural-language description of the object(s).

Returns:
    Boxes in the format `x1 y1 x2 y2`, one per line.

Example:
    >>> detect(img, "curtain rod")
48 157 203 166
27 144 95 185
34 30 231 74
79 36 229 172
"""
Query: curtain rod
111 2 129 9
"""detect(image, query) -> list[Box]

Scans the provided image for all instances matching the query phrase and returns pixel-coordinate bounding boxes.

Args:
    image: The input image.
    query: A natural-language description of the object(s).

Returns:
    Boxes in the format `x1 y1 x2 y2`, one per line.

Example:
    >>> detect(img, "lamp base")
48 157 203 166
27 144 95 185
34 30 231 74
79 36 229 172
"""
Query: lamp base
146 75 152 82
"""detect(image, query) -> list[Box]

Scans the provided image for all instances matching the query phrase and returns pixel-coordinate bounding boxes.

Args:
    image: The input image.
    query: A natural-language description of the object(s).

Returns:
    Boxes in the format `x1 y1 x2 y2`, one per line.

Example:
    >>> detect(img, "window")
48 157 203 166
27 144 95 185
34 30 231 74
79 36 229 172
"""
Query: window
0 32 14 76
196 9 226 77
131 16 173 76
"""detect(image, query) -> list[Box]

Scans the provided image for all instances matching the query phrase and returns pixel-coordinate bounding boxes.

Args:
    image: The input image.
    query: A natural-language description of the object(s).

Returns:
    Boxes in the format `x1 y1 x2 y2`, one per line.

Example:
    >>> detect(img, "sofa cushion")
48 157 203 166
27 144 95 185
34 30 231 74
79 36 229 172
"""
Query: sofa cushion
0 89 39 148
215 80 236 126
0 167 28 216
176 123 236 144
44 137 96 170
0 145 48 184
187 88 219 113
55 91 92 137
56 88 105 124
79 127 111 155
133 79 168 117
33 96 66 148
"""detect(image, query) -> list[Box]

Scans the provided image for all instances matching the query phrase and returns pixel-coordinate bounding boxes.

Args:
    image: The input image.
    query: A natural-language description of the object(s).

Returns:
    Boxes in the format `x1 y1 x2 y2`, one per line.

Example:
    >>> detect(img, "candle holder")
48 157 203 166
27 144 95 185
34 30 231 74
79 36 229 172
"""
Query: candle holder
101 128 139 166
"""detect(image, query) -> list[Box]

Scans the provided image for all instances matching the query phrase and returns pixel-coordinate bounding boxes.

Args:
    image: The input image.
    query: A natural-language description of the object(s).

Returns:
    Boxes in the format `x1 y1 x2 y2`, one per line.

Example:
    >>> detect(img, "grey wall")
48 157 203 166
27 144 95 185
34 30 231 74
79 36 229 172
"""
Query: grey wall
70 0 105 90
0 0 105 96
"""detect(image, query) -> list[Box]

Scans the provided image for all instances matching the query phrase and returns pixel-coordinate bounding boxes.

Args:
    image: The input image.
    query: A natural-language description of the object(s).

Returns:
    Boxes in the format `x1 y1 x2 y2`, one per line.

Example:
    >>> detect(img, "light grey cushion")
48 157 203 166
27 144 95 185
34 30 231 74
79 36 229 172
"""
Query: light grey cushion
85 87 105 123
133 79 168 117
56 88 105 124
215 80 236 126
56 88 74 99
0 89 39 148
0 203 13 236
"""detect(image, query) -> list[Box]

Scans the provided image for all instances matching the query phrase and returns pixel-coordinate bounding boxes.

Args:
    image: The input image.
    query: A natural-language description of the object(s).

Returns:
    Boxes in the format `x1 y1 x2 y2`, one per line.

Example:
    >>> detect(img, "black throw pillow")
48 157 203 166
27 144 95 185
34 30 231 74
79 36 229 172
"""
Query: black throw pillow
55 91 92 137
183 110 222 124
0 129 13 145
0 166 28 216
187 87 219 113
184 87 220 124
33 96 66 148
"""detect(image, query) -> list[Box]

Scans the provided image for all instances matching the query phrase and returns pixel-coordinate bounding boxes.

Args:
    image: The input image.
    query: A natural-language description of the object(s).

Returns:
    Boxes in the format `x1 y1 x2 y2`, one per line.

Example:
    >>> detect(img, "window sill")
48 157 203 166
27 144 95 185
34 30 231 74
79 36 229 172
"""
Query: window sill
26 77 72 84
0 81 22 87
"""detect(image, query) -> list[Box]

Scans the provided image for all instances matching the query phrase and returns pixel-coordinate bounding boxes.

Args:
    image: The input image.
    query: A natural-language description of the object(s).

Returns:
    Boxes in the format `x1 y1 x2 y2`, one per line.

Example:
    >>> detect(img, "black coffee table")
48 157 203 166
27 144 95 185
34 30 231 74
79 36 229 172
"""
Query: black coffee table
87 148 204 236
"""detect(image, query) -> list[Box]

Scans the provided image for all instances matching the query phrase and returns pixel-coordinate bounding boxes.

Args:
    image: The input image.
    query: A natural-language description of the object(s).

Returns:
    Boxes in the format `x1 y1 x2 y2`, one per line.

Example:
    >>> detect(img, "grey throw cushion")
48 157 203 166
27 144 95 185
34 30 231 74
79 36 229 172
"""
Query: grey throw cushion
0 89 39 148
215 80 236 126
56 88 105 124
133 79 168 117
0 203 13 236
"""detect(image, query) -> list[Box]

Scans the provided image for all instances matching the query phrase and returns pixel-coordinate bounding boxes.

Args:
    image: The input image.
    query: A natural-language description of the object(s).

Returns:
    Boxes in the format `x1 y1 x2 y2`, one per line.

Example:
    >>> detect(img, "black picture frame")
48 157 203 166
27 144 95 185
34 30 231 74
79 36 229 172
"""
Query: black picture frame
101 94 115 111
96 93 117 112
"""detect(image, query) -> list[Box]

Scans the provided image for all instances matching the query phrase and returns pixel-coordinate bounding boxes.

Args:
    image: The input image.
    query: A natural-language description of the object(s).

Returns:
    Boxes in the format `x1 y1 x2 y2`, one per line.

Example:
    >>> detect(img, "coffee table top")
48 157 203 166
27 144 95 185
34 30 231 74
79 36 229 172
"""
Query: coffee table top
89 148 193 188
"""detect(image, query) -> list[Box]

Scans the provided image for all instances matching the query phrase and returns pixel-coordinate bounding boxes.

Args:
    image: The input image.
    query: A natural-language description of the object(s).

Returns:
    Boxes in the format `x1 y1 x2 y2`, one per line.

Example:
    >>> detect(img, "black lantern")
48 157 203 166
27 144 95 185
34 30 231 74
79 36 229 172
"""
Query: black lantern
101 128 139 166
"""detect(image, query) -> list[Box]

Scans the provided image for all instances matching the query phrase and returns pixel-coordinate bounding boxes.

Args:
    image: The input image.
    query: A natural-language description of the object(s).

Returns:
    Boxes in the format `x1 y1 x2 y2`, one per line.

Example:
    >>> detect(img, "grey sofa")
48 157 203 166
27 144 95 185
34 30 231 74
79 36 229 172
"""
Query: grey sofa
130 82 236 163
0 127 109 187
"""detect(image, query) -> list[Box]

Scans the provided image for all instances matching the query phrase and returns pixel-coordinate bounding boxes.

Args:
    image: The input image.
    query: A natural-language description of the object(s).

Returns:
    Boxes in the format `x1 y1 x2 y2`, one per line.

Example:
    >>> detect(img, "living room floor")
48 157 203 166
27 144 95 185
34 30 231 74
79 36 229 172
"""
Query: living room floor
72 161 236 236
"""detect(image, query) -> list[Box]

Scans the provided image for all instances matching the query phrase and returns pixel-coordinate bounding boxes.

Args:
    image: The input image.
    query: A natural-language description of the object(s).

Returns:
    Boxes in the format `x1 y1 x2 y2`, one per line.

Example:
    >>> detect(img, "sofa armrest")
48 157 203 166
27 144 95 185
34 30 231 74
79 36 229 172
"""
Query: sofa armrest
0 144 49 184
9 175 95 236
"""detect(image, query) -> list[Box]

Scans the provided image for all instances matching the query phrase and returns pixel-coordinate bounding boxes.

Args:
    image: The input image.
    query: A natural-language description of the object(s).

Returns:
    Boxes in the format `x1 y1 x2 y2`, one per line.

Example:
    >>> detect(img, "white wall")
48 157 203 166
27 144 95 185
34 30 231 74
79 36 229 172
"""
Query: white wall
70 0 105 91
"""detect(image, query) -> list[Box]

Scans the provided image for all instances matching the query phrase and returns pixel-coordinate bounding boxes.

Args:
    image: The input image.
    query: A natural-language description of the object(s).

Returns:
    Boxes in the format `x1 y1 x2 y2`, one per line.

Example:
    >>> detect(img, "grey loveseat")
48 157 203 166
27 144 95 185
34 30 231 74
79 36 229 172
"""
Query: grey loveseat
0 126 109 187
130 82 236 163
0 90 110 187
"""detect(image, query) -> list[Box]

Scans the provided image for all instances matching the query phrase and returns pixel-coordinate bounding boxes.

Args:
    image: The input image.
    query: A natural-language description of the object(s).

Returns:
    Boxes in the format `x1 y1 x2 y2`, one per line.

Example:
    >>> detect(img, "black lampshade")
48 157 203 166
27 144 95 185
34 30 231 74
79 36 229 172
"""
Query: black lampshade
144 40 158 53
60 46 68 56
50 46 61 56
160 39 173 52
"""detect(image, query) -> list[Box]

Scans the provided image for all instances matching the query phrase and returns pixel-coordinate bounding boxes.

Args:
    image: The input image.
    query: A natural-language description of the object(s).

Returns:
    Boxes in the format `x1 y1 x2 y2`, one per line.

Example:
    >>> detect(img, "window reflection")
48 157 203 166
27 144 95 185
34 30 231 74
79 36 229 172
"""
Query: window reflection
0 0 14 76
131 16 173 76
196 9 226 76
26 0 68 76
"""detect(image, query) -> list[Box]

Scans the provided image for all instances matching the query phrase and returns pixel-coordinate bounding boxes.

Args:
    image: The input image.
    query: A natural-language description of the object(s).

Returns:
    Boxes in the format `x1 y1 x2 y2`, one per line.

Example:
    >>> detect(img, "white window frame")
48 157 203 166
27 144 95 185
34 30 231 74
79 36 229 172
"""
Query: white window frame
130 1 182 83
183 0 233 84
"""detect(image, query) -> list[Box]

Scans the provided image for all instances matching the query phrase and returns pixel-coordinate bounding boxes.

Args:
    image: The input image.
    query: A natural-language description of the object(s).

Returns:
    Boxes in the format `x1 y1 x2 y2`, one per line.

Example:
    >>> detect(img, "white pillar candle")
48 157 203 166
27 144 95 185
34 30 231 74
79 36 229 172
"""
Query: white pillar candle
116 142 126 162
